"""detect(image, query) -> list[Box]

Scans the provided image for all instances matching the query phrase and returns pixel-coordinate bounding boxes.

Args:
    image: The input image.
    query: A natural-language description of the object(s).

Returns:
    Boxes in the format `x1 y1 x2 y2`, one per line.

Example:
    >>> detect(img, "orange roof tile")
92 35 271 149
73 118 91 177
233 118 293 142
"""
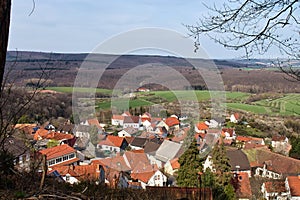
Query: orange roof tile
196 122 209 131
99 135 125 147
233 113 239 120
112 115 124 120
51 164 99 181
91 155 131 172
124 150 150 170
264 181 286 193
165 117 180 127
170 158 180 170
39 144 76 160
234 172 252 199
87 118 102 129
287 176 300 196
131 171 156 183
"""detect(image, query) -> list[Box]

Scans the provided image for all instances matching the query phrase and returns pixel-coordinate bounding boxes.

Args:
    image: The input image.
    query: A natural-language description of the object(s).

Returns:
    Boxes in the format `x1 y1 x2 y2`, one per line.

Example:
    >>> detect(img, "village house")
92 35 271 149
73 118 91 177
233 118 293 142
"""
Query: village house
285 176 300 199
49 164 102 184
151 140 182 168
195 122 209 134
97 135 128 154
261 181 288 200
165 116 180 132
243 148 300 179
230 113 240 123
118 127 138 137
164 158 180 176
111 115 124 126
233 172 253 200
129 137 148 150
221 128 236 140
4 136 32 172
130 165 167 189
39 144 80 169
123 116 141 129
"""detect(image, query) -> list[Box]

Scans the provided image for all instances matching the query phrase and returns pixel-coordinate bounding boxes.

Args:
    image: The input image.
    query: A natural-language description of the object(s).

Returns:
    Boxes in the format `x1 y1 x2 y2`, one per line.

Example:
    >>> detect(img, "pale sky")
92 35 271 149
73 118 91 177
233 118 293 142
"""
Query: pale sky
8 0 279 59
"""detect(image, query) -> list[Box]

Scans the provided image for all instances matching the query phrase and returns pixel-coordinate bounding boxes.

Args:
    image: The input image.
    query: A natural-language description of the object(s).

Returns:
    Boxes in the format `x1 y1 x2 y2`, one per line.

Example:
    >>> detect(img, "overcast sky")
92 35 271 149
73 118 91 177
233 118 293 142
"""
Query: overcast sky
8 0 280 59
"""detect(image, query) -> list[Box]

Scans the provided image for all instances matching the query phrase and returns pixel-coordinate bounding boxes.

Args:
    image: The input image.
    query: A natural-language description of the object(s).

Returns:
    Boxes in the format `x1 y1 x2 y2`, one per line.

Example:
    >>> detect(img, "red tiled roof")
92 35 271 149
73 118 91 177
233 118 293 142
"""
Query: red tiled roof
39 144 76 160
131 170 156 183
233 113 239 120
170 158 180 170
98 135 125 147
264 181 286 193
222 128 235 137
87 118 102 129
124 116 140 124
112 115 124 120
244 148 300 175
234 172 252 198
287 176 300 196
51 164 99 181
196 122 209 131
34 128 74 141
124 150 150 170
91 155 131 172
236 136 263 142
122 111 131 116
272 135 286 141
165 117 180 127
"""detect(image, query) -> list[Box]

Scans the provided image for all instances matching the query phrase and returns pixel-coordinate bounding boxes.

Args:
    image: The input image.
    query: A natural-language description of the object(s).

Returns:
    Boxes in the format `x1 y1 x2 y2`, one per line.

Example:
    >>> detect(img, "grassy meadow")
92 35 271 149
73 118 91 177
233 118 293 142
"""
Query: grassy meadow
46 87 300 116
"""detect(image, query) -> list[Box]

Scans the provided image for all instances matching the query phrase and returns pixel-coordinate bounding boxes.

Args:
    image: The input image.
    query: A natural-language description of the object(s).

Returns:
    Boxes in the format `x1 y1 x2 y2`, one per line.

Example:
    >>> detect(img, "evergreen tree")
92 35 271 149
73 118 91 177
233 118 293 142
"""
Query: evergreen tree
177 138 203 187
210 139 236 199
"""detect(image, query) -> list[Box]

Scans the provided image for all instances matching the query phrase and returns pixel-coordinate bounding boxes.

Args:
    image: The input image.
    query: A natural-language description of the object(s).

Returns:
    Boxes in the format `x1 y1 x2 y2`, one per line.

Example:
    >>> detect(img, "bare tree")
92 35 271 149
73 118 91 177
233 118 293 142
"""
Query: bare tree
187 0 300 79
0 0 11 93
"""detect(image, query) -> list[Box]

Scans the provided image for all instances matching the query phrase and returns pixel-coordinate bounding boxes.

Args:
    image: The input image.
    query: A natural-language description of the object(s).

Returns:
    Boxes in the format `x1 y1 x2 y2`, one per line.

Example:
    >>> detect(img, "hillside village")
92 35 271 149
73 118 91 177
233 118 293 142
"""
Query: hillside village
7 110 300 200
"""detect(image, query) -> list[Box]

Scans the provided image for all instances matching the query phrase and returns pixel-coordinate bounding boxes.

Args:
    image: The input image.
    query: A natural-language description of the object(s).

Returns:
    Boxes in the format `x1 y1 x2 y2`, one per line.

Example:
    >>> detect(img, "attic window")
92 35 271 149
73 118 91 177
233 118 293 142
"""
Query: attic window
239 176 242 181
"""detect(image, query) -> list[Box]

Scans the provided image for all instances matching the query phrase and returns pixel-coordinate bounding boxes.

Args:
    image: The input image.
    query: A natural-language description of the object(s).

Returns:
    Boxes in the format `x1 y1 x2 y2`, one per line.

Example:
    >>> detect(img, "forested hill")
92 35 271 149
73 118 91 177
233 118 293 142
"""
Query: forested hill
5 51 300 93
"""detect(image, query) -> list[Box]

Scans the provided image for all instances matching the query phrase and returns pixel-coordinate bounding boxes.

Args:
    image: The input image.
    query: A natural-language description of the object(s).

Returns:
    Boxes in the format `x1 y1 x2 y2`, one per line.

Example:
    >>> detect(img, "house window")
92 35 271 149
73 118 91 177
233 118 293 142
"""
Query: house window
63 155 68 161
69 153 75 159
56 157 62 163
48 159 55 166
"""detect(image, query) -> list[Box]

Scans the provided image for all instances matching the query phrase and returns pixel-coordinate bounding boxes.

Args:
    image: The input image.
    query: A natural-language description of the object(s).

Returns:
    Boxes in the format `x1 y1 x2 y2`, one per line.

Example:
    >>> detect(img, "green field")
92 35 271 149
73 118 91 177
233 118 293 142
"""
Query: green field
47 87 300 116
46 87 112 95
254 94 300 115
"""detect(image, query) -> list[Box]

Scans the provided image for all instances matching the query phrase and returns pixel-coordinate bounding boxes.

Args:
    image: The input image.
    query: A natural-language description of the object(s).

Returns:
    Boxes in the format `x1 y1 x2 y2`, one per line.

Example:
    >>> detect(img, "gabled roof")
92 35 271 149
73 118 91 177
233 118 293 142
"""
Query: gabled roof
112 115 124 120
123 116 140 124
243 148 300 176
87 118 102 129
226 149 250 171
130 137 148 148
39 144 76 160
234 172 252 199
130 164 159 183
98 135 125 147
287 176 300 196
124 150 150 170
222 128 235 137
122 111 132 116
272 135 286 142
50 164 99 181
91 155 131 172
165 117 180 127
196 122 209 131
232 113 239 120
131 171 156 183
144 141 161 155
57 124 74 133
155 140 182 163
264 181 286 193
170 158 180 170
34 128 74 141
